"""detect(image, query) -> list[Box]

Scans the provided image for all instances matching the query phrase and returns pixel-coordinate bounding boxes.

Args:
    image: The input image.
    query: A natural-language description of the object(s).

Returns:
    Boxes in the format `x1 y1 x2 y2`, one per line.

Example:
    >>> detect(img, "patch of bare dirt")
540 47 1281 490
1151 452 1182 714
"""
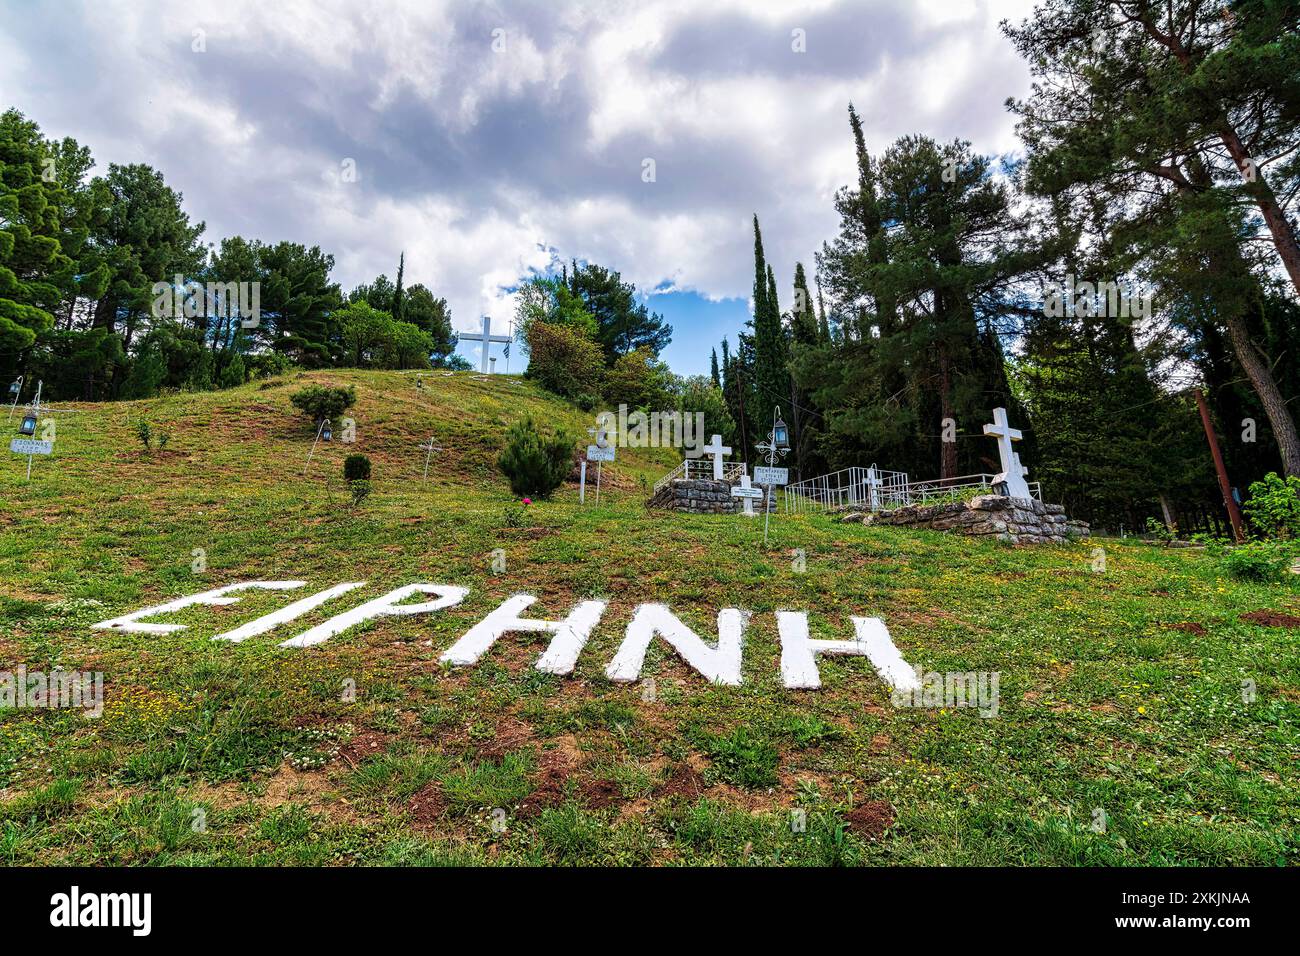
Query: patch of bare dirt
407 781 448 828
517 747 576 819
1166 622 1207 635
339 729 393 765
581 778 621 810
1240 610 1300 628
845 799 894 840
656 763 706 801
475 717 534 760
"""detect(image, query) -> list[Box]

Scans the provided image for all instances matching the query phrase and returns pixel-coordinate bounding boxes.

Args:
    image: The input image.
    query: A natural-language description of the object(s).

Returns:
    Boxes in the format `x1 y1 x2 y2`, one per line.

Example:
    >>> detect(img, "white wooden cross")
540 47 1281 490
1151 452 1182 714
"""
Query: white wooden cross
459 316 512 373
701 433 731 480
982 407 1031 499
864 466 883 511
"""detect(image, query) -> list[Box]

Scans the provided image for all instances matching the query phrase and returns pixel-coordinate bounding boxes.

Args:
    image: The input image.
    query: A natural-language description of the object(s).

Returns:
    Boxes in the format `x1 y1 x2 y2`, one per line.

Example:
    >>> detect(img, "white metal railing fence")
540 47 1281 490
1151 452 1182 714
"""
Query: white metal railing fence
782 465 908 514
653 457 746 494
784 467 1042 514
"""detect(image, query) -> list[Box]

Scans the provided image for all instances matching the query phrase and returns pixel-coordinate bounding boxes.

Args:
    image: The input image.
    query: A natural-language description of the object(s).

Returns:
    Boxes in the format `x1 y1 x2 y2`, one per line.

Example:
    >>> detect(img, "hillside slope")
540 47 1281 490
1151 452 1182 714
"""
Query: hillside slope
0 370 1297 866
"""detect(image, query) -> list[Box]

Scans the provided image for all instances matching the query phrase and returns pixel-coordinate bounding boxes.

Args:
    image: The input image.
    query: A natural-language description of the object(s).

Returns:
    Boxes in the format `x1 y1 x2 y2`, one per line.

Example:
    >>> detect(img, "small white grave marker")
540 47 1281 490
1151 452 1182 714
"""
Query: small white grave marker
731 473 763 517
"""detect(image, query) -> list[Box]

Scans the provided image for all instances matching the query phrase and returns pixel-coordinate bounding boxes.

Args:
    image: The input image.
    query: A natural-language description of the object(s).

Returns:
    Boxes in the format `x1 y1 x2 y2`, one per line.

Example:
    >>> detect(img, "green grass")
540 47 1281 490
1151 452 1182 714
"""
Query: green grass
0 368 1297 866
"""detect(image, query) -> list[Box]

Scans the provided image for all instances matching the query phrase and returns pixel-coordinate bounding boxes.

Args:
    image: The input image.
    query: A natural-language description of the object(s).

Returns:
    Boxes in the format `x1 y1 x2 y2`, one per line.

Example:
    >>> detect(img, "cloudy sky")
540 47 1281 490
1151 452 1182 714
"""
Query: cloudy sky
0 0 1038 375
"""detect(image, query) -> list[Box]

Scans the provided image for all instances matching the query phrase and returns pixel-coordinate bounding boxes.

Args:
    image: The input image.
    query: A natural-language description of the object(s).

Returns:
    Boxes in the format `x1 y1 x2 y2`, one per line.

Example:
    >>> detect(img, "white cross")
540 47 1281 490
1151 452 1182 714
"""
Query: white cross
701 433 731 480
864 466 883 511
418 436 444 481
982 407 1031 499
459 316 512 373
733 472 757 516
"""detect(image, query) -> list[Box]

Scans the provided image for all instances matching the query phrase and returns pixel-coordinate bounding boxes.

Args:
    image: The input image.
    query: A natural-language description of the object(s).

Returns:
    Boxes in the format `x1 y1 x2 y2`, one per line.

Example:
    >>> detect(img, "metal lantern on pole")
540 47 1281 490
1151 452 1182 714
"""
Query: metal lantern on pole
18 413 37 436
754 405 791 545
6 376 22 423
772 414 790 451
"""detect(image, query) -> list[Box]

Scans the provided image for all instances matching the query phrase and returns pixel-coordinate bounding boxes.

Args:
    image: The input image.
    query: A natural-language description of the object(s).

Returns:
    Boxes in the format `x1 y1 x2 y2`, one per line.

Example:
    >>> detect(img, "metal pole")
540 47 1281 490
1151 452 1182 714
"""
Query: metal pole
579 459 587 504
763 406 776 545
1193 389 1246 542
25 380 43 482
304 418 329 476
595 460 602 506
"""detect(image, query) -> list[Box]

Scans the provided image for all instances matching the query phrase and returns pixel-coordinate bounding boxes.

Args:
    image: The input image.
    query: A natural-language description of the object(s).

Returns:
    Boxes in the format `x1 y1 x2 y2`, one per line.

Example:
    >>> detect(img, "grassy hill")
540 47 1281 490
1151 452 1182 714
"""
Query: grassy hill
0 369 1297 866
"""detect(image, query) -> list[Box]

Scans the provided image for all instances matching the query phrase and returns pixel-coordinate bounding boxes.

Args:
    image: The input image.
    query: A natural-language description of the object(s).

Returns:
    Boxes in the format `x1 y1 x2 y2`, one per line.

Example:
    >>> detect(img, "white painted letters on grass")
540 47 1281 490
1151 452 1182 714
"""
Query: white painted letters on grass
606 604 747 686
92 581 306 635
213 581 368 643
440 594 608 674
281 584 469 648
92 583 923 696
777 611 920 691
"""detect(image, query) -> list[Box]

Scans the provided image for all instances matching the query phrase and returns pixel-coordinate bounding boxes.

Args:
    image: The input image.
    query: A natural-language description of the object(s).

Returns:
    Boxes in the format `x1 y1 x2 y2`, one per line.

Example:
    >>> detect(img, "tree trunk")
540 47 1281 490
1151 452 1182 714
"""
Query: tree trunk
937 343 957 480
1222 308 1300 476
1219 125 1300 297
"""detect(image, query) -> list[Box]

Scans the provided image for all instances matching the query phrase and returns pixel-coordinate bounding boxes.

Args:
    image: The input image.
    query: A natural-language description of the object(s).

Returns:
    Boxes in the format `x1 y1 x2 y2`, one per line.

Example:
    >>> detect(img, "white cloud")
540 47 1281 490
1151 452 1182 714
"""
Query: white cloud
0 0 1036 357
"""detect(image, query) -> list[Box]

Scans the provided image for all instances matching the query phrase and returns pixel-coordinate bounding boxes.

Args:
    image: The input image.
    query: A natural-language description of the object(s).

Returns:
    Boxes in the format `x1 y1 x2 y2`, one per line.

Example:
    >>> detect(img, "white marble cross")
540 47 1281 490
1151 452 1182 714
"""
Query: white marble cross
864 466 883 511
459 316 512 373
702 433 732 480
982 407 1032 499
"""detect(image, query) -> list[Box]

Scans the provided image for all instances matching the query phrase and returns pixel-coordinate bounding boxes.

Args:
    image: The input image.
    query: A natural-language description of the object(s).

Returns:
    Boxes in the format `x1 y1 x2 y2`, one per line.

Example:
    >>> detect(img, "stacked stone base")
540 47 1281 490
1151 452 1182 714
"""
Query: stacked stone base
846 494 1089 545
658 478 737 514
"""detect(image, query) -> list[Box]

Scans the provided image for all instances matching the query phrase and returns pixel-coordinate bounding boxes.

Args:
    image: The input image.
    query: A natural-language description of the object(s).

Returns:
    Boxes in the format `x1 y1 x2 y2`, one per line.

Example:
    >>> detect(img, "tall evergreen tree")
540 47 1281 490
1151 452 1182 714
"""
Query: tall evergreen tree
392 251 405 325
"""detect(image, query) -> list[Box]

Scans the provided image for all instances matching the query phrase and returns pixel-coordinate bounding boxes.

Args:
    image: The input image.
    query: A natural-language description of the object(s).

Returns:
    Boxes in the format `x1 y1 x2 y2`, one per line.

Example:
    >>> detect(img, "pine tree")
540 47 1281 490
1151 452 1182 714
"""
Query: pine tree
709 347 720 387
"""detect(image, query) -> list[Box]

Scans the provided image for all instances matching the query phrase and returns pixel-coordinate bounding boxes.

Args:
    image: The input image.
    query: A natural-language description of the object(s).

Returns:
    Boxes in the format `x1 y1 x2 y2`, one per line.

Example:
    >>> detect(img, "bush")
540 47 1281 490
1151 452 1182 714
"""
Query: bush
344 454 372 507
1221 540 1295 582
290 384 356 426
497 417 575 498
1242 472 1300 539
524 321 605 401
246 352 294 380
135 420 152 452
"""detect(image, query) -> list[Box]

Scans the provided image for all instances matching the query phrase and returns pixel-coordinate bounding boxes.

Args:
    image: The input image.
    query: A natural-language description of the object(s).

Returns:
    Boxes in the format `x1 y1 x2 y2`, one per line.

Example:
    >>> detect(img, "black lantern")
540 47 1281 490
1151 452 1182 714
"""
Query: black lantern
7 380 19 398
772 415 790 450
18 414 38 436
321 424 333 442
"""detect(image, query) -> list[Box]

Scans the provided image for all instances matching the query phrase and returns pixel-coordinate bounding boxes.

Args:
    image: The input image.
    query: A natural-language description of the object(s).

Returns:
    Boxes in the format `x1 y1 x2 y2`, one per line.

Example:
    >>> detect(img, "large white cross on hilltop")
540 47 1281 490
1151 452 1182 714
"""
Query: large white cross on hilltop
460 316 512 373
982 407 1032 500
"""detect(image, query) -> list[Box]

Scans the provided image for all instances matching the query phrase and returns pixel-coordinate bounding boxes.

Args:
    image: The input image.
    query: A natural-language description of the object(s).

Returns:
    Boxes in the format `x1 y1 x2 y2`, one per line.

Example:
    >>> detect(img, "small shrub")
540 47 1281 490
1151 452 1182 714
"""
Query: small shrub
1242 472 1300 539
497 417 575 498
1221 540 1294 582
1144 516 1175 543
135 420 152 452
156 430 170 451
344 454 372 507
290 384 357 427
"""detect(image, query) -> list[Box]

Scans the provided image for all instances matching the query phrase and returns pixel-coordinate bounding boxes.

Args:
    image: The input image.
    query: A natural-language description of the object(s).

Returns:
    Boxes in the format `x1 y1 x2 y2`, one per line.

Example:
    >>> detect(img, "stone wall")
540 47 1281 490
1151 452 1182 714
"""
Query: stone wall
845 494 1089 545
657 478 737 514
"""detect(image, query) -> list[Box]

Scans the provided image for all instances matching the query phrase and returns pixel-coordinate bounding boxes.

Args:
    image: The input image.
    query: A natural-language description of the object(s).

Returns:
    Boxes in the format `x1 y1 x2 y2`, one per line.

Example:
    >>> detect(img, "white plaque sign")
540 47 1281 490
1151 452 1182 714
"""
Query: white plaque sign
10 439 52 455
586 445 615 462
753 466 788 485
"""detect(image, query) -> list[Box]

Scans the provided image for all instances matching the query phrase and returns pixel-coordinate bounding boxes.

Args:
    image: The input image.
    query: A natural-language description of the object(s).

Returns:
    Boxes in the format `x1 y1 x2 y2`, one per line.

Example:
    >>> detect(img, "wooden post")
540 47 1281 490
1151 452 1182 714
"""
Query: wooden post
1194 389 1246 542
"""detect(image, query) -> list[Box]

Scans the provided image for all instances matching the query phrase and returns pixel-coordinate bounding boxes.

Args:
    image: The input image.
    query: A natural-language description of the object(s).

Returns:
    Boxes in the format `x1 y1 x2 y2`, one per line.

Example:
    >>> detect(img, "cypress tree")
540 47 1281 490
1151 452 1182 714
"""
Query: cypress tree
392 251 405 325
